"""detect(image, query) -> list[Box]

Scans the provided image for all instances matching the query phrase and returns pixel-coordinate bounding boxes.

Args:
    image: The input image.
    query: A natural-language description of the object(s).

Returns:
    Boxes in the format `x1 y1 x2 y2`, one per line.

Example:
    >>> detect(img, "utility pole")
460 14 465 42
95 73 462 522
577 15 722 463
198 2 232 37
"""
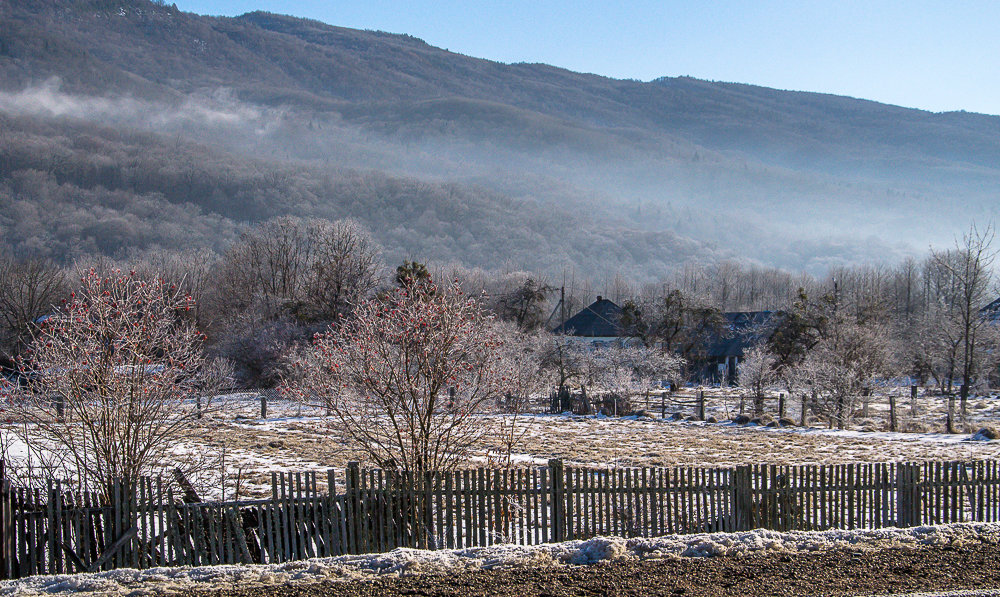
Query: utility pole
560 285 566 327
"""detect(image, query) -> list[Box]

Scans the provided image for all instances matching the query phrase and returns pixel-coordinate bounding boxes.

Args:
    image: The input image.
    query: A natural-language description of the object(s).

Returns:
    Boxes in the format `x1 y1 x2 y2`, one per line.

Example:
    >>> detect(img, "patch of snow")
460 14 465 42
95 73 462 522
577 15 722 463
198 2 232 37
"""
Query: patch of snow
872 589 1000 597
1 523 997 596
970 428 999 442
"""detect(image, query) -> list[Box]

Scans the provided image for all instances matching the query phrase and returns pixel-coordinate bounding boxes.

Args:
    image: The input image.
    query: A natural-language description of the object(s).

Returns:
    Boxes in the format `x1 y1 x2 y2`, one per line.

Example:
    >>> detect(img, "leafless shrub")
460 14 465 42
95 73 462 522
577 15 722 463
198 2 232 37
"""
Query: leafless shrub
737 344 778 416
11 268 226 499
288 279 512 474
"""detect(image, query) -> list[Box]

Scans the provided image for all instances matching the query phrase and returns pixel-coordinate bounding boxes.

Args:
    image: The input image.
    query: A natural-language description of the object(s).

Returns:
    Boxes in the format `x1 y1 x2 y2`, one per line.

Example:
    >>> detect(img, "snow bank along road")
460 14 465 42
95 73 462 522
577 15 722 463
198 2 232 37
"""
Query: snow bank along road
2 523 999 596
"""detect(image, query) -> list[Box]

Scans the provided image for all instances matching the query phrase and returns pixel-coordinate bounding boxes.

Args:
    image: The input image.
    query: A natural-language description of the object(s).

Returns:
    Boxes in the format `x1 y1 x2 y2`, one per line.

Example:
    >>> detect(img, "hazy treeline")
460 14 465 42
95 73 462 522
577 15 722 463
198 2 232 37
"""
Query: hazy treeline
0 110 707 278
3 216 998 409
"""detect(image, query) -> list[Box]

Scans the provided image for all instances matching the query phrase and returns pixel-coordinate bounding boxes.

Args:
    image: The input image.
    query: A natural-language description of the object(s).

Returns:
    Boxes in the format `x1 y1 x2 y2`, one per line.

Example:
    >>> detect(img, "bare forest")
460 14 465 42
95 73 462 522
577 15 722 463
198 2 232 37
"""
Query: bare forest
2 216 1000 501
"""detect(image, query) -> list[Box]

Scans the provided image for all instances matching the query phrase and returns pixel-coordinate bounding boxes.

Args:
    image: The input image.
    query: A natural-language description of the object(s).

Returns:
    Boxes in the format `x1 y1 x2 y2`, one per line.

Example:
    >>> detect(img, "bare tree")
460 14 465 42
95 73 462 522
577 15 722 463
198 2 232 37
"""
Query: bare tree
489 324 547 466
738 344 778 416
289 279 510 474
12 268 226 499
0 254 68 366
791 317 894 429
216 216 381 322
619 288 724 378
299 219 382 322
488 275 555 331
586 344 683 415
214 217 382 384
930 224 996 427
915 298 963 396
217 216 309 316
132 248 219 329
538 332 589 412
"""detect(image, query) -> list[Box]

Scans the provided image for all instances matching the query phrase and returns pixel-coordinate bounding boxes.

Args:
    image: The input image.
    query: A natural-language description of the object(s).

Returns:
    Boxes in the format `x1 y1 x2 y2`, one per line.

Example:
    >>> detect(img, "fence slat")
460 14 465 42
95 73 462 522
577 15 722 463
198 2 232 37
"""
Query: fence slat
6 456 1000 580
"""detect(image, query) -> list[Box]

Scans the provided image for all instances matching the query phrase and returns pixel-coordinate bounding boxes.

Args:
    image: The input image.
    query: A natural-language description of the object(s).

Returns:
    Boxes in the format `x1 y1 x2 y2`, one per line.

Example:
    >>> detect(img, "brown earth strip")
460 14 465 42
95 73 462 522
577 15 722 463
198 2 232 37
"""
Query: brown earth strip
193 542 1000 597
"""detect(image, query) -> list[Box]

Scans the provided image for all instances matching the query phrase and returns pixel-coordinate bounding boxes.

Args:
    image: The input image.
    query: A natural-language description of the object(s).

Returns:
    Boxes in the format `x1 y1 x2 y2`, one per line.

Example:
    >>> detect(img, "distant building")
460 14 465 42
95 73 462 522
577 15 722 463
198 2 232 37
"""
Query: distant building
552 299 781 385
697 311 780 385
980 297 1000 322
552 296 631 347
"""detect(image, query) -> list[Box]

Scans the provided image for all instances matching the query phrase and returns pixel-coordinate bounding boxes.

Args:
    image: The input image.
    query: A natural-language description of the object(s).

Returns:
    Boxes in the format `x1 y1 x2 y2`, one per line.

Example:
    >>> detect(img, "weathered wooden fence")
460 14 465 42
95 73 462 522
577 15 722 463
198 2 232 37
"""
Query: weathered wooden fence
2 459 1000 579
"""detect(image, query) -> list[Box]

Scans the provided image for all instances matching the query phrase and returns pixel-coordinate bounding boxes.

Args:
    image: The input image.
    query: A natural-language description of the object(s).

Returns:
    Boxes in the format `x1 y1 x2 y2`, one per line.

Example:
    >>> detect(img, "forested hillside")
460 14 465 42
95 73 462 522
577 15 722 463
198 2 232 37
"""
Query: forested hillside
0 111 707 275
1 0 999 274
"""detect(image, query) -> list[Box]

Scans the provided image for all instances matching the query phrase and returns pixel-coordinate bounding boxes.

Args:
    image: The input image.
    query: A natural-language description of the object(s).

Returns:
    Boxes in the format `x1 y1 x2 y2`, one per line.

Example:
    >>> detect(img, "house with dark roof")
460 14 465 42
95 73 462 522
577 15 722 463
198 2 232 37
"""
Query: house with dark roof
697 310 781 385
552 296 631 346
552 299 781 385
981 297 1000 322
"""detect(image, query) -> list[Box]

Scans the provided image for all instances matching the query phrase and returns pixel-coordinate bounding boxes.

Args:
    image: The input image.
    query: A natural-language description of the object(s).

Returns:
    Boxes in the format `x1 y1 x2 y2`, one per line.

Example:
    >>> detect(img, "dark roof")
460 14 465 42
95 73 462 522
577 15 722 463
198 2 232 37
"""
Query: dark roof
705 311 779 359
552 297 624 337
982 297 1000 321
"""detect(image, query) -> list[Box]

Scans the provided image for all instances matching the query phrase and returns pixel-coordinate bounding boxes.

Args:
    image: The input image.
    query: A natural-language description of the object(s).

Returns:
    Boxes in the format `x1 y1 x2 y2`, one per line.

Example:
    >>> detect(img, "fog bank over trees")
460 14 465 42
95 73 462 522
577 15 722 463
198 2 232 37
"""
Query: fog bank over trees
4 220 999 423
2 0 999 277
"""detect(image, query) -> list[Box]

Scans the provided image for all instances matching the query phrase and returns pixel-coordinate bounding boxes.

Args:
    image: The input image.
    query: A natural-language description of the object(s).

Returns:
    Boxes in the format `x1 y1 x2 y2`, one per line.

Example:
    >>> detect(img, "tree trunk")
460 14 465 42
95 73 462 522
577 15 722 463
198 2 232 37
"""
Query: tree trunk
947 394 957 434
960 382 969 420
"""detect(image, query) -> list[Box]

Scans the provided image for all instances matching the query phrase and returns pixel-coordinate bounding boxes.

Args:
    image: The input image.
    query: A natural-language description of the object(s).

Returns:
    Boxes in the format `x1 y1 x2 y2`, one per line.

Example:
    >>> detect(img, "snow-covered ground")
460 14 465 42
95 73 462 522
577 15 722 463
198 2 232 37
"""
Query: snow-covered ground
4 389 1000 500
3 391 1000 594
0 522 996 596
160 410 1000 498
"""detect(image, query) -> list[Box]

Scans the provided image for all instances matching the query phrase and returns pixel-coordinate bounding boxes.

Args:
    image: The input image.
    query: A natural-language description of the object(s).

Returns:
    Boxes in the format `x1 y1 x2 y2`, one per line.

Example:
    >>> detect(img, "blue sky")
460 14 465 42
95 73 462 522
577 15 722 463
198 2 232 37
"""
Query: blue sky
174 1 1000 115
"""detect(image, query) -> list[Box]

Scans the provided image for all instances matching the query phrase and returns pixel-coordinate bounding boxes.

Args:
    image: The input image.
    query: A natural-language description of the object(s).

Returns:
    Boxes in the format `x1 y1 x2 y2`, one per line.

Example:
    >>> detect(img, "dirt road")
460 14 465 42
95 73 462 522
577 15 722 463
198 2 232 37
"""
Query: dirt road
196 542 1000 597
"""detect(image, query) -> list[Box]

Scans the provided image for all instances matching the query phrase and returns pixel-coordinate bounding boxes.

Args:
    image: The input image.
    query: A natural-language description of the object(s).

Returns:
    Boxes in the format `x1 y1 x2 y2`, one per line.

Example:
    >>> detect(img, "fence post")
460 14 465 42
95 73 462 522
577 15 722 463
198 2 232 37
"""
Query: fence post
896 462 921 528
325 469 339 555
697 390 705 421
778 394 785 419
46 480 57 573
548 459 564 543
888 395 898 432
345 462 360 554
732 465 753 531
910 385 918 416
260 392 267 419
0 461 8 580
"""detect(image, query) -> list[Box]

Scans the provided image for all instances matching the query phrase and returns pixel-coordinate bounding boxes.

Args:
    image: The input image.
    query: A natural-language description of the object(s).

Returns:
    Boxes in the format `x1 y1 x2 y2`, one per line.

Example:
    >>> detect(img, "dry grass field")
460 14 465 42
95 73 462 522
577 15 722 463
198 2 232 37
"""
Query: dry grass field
161 389 1000 499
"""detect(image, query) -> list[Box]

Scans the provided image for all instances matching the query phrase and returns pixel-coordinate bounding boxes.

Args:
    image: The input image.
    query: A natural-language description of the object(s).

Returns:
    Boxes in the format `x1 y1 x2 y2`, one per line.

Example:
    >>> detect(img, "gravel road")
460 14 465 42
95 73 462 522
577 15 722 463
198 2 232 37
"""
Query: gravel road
190 542 1000 597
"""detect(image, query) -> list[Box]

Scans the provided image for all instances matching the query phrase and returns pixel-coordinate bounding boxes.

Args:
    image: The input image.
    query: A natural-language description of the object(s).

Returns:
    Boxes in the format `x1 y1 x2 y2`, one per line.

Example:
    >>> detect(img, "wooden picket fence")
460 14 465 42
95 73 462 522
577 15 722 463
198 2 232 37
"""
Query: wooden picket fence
2 458 1000 579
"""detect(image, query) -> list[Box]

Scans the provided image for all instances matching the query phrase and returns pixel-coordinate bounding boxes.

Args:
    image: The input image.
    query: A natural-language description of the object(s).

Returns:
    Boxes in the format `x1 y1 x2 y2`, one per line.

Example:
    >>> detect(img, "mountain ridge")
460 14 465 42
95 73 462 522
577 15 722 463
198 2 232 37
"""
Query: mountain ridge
0 0 997 275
